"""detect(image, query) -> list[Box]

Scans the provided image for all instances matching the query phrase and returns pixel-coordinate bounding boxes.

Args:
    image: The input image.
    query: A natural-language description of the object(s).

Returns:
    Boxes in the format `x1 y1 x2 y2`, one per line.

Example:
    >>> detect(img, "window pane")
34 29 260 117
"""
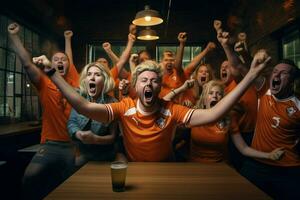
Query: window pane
32 96 39 120
6 72 14 96
6 51 15 71
32 32 40 55
6 96 14 117
0 96 4 116
0 48 5 69
0 70 4 96
25 28 33 53
15 97 21 118
15 73 21 94
16 56 22 72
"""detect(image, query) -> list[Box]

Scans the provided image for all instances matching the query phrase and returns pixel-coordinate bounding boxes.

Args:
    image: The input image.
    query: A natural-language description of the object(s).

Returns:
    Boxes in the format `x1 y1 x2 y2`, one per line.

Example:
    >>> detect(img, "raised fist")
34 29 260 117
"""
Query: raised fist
128 33 136 42
213 20 222 33
206 42 216 51
64 30 73 38
32 55 51 68
129 54 139 65
8 23 20 35
178 32 187 43
102 42 111 50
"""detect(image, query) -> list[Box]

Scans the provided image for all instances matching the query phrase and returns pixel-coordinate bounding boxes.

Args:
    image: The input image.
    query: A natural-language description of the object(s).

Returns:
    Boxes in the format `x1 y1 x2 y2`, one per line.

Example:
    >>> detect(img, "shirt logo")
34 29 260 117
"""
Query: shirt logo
286 107 296 117
156 117 166 129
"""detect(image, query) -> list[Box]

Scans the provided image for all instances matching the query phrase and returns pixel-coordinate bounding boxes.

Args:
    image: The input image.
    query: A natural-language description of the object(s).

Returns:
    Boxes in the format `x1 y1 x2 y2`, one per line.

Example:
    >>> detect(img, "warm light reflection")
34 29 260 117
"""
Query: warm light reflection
146 35 151 39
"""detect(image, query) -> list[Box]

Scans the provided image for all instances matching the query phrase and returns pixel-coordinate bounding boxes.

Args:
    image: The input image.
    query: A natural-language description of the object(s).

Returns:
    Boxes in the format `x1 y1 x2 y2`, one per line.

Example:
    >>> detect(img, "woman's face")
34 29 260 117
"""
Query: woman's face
204 85 223 108
197 65 210 86
85 66 105 100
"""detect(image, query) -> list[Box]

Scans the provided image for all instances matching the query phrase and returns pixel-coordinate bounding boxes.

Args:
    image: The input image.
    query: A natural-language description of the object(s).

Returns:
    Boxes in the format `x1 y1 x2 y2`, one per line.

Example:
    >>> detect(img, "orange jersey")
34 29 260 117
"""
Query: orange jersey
36 64 79 143
159 68 190 101
190 115 239 163
226 80 258 133
105 98 194 161
252 89 300 166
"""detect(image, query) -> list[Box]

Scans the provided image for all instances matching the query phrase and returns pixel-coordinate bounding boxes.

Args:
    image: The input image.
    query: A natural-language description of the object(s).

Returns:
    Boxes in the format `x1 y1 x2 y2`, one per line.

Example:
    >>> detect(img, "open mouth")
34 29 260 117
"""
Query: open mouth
57 65 64 72
200 77 206 82
166 64 173 70
89 83 96 94
222 72 227 78
210 100 218 107
144 88 153 103
272 79 280 89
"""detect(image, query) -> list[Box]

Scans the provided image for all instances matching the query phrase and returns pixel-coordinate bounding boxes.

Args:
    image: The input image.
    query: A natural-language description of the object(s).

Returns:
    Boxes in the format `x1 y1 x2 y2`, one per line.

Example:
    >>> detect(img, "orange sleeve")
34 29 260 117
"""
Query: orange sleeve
171 103 195 125
66 64 79 87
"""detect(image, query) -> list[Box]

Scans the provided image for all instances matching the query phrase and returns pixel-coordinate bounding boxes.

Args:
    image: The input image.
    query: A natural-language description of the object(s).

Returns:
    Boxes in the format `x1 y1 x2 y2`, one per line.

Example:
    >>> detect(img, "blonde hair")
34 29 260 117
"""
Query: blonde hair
79 62 115 97
131 60 163 87
194 80 225 109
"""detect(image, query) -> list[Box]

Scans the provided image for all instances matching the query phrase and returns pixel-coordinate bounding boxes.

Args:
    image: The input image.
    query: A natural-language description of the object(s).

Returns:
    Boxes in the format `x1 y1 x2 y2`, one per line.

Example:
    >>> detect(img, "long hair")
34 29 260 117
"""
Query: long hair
79 62 115 98
194 80 225 109
192 64 215 81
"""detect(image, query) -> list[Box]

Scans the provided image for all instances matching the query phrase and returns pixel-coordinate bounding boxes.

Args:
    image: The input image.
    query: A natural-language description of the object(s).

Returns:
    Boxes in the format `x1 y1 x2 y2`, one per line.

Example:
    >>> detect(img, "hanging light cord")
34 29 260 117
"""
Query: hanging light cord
164 0 172 37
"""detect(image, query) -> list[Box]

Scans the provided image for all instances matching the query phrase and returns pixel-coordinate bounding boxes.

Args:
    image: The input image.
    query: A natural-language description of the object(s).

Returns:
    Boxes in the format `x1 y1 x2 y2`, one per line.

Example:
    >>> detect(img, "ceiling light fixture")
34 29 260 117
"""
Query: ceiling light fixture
137 27 159 40
132 5 163 26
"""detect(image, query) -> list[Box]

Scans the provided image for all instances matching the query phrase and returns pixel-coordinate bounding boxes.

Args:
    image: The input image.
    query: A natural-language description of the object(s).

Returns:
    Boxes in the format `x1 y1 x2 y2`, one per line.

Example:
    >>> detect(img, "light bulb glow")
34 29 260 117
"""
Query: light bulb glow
146 35 151 39
145 16 151 22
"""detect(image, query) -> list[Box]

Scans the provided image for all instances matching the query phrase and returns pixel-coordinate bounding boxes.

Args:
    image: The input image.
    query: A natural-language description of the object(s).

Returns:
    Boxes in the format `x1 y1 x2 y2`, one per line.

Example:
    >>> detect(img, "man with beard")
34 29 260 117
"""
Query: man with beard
40 44 269 162
240 52 300 199
8 23 79 199
217 26 300 198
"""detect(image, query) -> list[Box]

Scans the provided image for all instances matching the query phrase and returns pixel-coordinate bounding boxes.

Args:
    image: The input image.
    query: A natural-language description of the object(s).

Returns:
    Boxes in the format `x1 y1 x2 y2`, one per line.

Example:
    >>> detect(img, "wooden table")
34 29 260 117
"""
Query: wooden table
46 162 270 200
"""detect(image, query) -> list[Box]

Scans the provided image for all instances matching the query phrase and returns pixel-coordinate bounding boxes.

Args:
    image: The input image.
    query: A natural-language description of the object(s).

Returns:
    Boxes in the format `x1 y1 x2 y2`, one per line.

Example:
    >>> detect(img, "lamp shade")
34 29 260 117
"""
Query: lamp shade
132 5 163 26
137 27 159 40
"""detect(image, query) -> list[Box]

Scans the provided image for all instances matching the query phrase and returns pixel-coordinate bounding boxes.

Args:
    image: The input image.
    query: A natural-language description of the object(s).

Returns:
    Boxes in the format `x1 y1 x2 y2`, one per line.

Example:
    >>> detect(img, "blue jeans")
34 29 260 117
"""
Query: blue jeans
21 141 75 200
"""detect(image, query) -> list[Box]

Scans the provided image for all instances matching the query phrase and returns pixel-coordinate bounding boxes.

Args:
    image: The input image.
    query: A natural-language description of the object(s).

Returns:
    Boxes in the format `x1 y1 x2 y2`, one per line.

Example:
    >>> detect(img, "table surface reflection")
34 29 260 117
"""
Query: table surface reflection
46 162 270 200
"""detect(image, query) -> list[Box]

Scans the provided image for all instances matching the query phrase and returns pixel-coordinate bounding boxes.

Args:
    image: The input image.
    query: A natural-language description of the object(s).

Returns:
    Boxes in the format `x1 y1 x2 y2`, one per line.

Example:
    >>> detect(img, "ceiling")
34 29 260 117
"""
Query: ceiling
3 0 240 44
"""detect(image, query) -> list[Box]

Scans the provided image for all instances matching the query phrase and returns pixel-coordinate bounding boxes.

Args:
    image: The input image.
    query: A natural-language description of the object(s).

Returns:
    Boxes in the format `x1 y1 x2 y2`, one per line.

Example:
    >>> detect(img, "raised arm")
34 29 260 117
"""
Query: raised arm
8 23 42 86
217 30 248 77
184 42 216 75
188 50 271 127
40 56 109 123
174 32 187 73
115 33 136 78
64 30 74 66
163 79 194 101
102 42 120 65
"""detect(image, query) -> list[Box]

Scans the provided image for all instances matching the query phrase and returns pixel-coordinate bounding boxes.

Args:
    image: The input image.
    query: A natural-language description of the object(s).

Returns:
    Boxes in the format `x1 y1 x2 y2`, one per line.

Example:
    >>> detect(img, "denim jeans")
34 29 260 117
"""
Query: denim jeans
21 141 75 200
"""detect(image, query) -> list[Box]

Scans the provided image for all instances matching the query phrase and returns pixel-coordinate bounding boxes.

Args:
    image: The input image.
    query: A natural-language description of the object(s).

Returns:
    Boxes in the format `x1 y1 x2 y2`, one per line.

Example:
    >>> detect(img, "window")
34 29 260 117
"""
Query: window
0 15 41 123
88 44 202 68
282 30 300 68
156 45 202 67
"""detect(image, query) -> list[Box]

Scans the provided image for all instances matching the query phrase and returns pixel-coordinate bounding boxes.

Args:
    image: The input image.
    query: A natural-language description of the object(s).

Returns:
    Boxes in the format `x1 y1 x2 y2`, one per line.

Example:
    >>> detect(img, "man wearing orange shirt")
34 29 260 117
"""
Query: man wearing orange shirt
240 56 300 199
43 46 269 162
8 23 79 199
220 30 300 197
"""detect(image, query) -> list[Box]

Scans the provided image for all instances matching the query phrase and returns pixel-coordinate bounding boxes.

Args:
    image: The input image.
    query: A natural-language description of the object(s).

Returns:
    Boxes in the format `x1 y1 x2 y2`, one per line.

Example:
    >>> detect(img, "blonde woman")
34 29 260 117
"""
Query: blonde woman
67 62 118 165
190 80 284 162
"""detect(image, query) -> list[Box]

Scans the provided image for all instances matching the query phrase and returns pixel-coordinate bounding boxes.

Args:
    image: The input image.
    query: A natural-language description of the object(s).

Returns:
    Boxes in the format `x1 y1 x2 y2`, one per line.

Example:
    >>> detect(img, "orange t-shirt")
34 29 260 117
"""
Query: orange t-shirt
105 98 194 161
252 88 300 167
159 68 190 101
226 80 258 133
36 64 79 143
190 115 239 163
